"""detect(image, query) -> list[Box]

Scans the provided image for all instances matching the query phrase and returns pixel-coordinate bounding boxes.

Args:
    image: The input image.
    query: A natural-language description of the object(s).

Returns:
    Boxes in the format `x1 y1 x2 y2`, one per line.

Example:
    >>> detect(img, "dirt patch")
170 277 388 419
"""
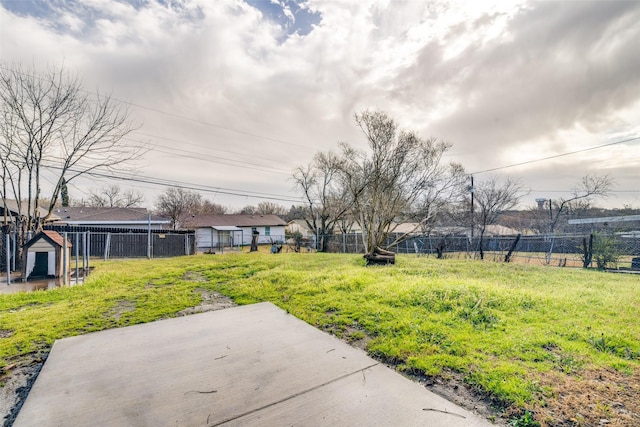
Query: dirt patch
176 289 236 316
533 368 640 426
342 325 371 351
0 331 13 339
403 369 508 425
181 271 206 282
1 354 47 427
105 300 136 322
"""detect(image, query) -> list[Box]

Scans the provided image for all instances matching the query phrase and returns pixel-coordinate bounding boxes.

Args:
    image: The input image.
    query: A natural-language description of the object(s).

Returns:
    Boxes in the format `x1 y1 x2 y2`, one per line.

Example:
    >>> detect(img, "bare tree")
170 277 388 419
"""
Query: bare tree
340 110 465 254
0 63 142 242
549 174 613 232
155 186 202 230
255 201 286 217
471 176 525 259
293 150 353 252
199 200 227 215
86 184 144 208
237 205 256 215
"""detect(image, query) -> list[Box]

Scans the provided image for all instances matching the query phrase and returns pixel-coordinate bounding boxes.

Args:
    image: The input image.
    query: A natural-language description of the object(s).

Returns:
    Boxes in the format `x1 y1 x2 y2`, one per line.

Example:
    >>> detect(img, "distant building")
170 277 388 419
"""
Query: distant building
50 207 170 231
0 199 60 225
187 214 287 252
285 220 316 240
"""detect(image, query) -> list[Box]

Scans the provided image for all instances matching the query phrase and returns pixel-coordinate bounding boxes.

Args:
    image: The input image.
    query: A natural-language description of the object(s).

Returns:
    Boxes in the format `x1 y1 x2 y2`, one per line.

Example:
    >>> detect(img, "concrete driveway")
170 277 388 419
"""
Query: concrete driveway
14 302 493 426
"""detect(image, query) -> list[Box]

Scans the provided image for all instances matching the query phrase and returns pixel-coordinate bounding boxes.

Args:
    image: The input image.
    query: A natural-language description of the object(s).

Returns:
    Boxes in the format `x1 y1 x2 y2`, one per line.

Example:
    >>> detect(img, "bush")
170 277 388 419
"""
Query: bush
592 233 621 270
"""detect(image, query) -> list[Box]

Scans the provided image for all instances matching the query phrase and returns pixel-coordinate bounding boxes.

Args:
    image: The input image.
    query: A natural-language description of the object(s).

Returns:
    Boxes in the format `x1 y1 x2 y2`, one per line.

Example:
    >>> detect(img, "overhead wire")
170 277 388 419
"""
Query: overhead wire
40 163 305 204
470 135 640 175
131 131 285 164
131 138 293 175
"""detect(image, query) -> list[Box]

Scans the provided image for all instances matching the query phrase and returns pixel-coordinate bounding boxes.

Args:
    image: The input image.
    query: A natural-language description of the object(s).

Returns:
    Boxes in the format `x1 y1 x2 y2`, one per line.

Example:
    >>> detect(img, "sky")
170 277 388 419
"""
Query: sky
1 0 639 211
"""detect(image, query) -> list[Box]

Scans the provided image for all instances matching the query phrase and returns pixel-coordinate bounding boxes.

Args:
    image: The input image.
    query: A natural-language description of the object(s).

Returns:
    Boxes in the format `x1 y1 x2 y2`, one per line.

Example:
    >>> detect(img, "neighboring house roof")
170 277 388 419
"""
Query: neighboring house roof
389 222 422 234
51 207 169 226
0 199 60 221
186 214 287 229
24 230 72 249
286 219 312 230
484 224 519 236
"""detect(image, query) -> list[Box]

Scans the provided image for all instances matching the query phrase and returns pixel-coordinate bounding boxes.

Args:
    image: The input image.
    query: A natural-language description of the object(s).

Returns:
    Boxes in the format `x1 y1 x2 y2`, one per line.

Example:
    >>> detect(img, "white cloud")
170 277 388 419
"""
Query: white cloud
1 0 639 209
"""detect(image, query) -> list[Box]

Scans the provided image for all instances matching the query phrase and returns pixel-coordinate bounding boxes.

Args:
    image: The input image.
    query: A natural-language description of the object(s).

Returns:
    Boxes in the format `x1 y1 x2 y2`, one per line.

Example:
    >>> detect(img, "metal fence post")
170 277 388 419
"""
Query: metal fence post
147 213 151 259
75 232 79 284
5 229 10 285
11 231 16 272
86 231 91 269
63 232 68 285
104 233 111 261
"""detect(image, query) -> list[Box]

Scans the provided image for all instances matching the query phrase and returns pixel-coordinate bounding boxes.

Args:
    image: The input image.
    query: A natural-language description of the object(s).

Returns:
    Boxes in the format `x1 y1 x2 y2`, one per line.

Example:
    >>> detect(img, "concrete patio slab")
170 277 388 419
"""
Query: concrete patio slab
14 302 492 426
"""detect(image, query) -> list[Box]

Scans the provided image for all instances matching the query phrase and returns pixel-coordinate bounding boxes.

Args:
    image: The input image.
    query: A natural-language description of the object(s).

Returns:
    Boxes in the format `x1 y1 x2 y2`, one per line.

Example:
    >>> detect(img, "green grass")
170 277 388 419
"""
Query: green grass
1 253 639 418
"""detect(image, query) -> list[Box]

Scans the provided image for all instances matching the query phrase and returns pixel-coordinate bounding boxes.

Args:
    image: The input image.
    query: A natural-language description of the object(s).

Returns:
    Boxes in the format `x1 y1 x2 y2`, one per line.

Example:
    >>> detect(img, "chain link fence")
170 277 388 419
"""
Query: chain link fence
321 232 640 269
1 229 196 273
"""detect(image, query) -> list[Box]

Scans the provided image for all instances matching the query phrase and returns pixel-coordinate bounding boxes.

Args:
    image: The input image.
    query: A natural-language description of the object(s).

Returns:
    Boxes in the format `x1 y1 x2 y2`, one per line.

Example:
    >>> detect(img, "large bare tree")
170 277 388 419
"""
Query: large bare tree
293 150 354 251
340 110 465 254
0 63 142 241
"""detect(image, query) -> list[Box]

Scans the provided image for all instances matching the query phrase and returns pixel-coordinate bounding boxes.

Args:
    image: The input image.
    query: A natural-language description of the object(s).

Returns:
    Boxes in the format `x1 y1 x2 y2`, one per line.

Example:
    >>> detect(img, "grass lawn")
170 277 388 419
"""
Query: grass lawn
1 252 639 426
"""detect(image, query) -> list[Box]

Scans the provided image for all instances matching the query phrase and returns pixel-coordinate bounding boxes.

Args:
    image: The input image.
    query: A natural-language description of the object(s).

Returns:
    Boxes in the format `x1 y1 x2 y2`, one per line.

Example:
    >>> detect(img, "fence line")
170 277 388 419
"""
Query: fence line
319 232 640 269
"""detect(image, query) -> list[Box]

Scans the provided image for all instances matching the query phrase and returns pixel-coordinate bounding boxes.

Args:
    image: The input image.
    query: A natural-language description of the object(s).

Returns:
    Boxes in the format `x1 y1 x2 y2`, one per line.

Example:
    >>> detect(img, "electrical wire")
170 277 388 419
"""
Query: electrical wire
471 136 640 175
40 163 305 204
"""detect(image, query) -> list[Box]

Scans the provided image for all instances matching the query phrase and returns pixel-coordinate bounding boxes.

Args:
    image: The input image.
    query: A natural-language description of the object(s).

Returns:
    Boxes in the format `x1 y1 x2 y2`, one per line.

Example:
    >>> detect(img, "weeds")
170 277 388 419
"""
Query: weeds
509 411 540 427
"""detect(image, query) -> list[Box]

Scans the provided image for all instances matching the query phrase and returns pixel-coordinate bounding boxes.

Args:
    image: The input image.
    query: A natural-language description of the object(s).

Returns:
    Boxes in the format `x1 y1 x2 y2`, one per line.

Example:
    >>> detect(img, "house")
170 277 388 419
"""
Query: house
187 214 287 252
0 199 60 224
285 219 316 240
22 230 72 279
50 207 170 231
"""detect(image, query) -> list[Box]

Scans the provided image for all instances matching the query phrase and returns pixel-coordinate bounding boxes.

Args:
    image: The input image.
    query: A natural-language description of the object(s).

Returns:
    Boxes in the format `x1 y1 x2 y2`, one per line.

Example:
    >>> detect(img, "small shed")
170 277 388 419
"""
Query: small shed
22 230 72 279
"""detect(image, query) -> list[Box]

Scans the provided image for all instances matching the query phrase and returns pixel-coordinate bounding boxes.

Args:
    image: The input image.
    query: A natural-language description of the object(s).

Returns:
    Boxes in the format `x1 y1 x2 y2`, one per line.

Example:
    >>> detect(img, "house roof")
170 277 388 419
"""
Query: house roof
286 219 312 230
24 230 72 249
186 214 287 229
1 199 60 221
51 207 168 224
390 222 422 234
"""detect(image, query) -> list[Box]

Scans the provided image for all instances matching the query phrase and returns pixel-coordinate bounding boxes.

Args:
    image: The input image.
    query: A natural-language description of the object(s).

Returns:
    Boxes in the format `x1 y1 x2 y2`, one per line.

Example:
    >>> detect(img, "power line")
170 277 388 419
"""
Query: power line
41 164 305 204
471 135 640 175
131 137 293 175
132 131 285 164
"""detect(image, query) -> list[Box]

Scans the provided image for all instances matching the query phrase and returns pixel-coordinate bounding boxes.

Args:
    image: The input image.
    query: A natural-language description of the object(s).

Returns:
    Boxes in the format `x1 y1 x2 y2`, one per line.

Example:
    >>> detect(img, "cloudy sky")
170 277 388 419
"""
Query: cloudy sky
1 0 639 210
